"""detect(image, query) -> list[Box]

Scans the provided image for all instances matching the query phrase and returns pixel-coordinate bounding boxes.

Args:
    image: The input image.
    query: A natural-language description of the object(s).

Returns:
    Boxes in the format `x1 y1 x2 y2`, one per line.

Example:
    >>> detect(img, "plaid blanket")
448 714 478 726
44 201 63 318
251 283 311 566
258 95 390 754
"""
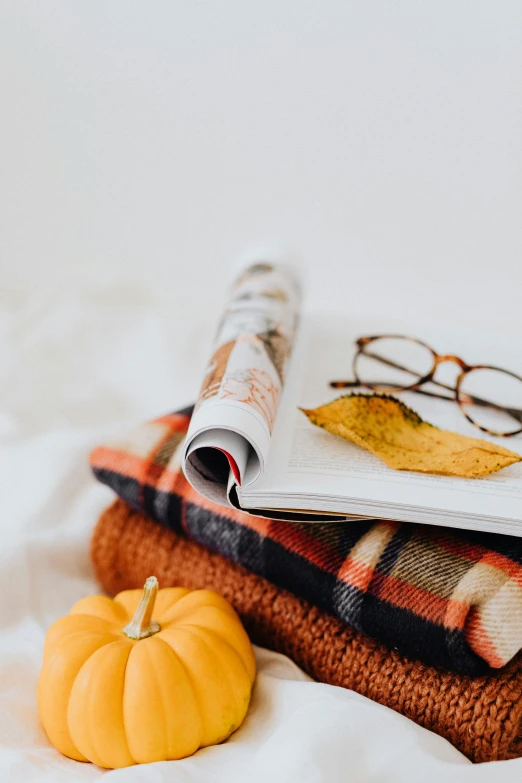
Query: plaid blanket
91 407 522 676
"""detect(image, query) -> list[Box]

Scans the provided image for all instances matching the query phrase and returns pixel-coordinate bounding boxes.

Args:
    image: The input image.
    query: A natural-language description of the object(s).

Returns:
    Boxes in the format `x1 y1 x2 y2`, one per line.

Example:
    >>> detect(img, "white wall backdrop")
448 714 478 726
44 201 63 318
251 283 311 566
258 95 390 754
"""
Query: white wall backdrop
1 1 521 327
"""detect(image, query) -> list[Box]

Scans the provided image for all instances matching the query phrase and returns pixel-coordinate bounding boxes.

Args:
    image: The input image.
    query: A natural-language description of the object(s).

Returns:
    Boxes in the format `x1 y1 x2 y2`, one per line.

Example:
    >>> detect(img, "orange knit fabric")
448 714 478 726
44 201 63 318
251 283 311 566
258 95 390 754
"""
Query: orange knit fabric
91 500 522 764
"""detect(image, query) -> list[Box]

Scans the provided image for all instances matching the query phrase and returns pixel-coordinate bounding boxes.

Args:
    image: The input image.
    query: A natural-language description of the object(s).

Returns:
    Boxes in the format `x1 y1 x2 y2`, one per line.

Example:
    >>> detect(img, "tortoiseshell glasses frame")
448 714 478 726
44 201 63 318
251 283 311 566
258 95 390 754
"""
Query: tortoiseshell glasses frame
330 334 522 438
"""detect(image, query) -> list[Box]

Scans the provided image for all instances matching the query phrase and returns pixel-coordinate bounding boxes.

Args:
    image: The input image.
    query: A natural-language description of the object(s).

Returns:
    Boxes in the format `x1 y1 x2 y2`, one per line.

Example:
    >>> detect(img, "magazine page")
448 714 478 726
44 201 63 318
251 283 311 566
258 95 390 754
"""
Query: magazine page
241 314 522 534
183 262 301 505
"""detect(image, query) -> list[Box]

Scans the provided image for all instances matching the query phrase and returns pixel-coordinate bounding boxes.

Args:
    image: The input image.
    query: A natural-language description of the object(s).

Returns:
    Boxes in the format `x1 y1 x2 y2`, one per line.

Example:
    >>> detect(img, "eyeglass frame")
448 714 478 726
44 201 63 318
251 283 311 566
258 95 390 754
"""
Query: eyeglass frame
329 334 522 438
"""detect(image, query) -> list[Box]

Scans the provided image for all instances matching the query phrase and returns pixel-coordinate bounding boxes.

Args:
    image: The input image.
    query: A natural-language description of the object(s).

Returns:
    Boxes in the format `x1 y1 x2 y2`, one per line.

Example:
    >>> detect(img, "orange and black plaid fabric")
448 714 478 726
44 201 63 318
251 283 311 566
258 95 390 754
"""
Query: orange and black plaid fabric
91 407 522 675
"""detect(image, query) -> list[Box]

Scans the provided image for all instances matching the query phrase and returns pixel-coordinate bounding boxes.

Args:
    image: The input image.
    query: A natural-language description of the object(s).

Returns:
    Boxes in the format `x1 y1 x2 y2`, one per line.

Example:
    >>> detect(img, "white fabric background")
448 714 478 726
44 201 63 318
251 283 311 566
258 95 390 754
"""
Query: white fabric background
1 288 522 782
1 1 521 328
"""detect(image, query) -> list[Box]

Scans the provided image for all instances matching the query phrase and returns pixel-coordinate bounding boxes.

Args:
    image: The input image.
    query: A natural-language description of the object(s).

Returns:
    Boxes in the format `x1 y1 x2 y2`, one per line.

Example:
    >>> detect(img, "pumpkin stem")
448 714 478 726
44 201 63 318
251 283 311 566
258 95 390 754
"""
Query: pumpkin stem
123 576 161 640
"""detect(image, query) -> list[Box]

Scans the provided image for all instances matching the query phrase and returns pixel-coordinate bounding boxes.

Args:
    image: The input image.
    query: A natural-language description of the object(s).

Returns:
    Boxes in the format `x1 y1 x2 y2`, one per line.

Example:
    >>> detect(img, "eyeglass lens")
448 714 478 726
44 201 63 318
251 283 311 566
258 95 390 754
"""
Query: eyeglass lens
459 368 522 435
354 337 433 391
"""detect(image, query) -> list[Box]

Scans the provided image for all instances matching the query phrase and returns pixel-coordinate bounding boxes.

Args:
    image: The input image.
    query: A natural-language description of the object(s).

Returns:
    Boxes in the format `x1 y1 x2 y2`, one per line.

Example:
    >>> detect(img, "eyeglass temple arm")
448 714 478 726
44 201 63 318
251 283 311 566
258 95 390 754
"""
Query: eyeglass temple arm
332 381 522 423
332 381 456 402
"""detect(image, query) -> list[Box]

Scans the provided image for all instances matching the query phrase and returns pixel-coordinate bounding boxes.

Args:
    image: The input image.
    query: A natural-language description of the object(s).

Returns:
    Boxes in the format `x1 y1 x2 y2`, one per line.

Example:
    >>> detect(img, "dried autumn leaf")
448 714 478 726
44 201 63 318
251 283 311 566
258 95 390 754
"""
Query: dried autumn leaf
300 394 522 478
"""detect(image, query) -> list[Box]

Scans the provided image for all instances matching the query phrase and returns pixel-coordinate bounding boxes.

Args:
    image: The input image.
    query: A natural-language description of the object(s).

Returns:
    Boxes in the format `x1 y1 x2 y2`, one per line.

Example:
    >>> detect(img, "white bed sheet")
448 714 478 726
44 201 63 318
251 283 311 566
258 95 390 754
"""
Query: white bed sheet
1 286 521 783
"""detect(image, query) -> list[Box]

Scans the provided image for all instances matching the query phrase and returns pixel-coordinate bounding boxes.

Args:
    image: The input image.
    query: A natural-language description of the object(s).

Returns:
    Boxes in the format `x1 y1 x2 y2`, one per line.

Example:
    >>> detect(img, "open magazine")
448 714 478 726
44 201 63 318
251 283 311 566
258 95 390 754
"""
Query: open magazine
183 263 522 535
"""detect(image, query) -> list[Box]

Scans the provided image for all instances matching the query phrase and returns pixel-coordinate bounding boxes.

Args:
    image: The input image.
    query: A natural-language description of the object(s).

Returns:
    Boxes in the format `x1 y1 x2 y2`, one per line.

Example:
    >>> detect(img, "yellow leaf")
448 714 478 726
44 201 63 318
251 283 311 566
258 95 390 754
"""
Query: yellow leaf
300 394 521 478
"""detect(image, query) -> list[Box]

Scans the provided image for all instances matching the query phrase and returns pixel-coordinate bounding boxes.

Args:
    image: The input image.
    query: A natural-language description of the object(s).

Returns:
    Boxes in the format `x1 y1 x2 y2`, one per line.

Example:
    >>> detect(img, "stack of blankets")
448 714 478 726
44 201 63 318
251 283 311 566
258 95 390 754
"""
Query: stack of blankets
91 408 522 764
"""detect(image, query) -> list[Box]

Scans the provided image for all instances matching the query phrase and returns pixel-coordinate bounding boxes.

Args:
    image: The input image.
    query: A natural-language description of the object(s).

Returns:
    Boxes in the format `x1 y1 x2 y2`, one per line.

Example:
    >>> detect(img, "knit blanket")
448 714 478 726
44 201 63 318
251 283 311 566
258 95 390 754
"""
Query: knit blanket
90 407 522 676
91 500 522 764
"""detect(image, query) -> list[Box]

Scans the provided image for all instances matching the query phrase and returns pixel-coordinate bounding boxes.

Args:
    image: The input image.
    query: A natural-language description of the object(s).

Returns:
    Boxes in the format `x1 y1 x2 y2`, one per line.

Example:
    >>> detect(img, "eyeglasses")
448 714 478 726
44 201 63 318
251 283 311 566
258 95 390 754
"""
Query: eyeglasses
330 335 522 437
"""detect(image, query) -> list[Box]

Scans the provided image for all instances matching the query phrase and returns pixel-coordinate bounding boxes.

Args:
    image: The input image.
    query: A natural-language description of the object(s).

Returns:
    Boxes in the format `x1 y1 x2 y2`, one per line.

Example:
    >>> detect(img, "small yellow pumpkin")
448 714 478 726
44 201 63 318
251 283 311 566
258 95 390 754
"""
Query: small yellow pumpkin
37 577 256 768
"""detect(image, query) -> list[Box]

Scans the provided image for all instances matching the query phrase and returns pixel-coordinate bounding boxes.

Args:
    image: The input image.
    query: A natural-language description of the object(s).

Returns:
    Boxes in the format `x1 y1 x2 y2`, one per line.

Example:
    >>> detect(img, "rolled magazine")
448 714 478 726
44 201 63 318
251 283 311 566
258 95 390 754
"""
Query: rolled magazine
182 262 322 515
